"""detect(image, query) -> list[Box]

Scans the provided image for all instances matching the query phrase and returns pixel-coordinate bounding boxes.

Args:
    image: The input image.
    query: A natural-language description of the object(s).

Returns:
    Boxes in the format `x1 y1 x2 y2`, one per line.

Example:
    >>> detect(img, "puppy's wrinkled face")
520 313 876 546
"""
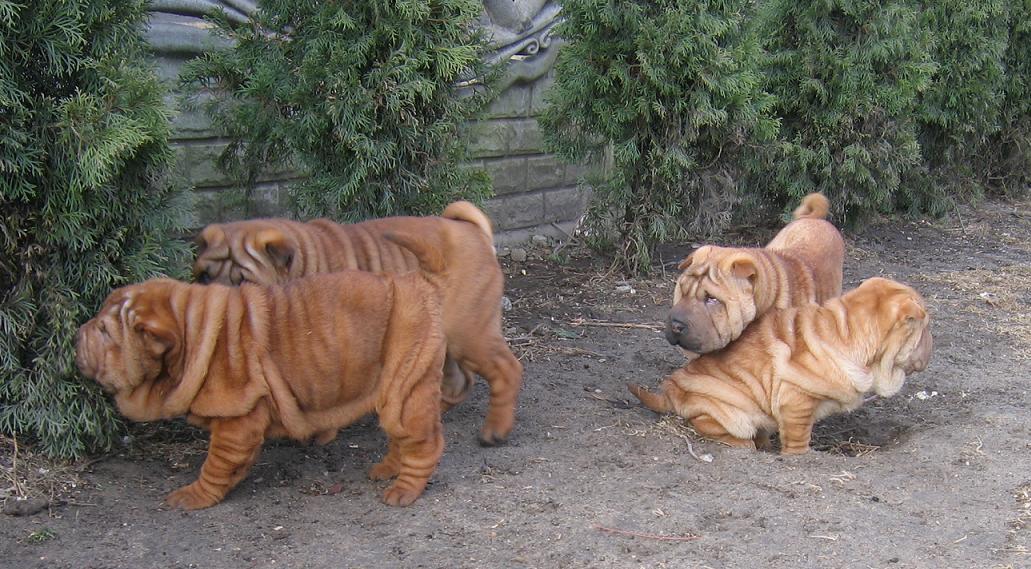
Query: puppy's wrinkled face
667 246 759 353
75 284 177 402
858 277 934 396
193 222 295 286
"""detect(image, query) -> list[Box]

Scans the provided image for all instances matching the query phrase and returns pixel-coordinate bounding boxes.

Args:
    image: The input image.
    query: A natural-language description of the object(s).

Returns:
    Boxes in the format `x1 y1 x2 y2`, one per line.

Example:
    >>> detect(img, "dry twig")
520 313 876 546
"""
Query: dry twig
592 524 701 542
568 318 663 332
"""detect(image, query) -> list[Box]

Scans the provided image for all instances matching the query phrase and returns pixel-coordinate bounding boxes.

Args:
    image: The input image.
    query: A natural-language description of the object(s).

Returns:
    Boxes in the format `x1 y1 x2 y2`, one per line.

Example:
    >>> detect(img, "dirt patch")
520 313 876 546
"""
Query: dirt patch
2 197 1029 568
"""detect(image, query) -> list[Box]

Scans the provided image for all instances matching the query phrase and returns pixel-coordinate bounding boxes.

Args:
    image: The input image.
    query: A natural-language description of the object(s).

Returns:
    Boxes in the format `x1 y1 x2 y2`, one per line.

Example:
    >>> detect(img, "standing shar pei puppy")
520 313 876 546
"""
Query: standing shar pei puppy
668 193 845 353
192 201 522 446
76 269 449 509
631 277 933 454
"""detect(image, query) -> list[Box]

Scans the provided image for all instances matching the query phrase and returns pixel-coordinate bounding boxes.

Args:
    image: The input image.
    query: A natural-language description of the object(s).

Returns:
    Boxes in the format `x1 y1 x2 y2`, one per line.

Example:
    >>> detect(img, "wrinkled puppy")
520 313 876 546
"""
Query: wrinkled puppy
76 269 448 510
192 201 522 446
632 277 932 454
668 193 845 353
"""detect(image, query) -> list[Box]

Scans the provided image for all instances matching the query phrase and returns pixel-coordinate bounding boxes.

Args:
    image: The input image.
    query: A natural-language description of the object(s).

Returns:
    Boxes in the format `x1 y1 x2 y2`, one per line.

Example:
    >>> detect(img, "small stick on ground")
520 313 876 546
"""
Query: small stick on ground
6 434 27 498
685 440 714 463
569 318 663 332
555 346 606 358
592 524 701 542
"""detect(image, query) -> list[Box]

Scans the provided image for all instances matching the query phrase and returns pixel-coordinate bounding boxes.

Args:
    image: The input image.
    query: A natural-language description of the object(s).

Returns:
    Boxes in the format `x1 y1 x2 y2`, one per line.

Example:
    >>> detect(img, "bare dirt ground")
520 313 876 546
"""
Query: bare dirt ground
3 198 1029 569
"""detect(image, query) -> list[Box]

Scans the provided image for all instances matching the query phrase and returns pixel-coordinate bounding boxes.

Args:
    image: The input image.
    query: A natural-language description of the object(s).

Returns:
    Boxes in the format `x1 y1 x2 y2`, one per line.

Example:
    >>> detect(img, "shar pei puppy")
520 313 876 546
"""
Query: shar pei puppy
631 277 933 454
667 192 845 353
76 268 449 509
192 201 522 446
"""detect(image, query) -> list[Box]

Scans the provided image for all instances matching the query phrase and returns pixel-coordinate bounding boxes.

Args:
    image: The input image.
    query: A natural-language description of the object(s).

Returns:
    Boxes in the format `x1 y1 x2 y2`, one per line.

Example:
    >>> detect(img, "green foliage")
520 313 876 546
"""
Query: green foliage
540 0 777 273
917 0 1010 193
182 0 494 221
0 0 191 458
759 0 937 223
26 527 57 544
988 0 1031 194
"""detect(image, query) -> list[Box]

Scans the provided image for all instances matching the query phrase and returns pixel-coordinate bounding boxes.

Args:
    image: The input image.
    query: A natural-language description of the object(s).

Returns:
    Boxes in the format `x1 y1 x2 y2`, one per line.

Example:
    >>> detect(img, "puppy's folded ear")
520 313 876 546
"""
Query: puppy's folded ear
134 320 177 358
254 228 294 270
724 254 757 282
677 246 707 271
895 297 927 324
196 225 226 256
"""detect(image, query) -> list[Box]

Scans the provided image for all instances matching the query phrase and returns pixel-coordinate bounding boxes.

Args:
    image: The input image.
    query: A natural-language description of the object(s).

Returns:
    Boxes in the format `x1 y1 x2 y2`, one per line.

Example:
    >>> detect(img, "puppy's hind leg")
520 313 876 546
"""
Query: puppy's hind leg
690 414 757 450
457 334 523 447
439 355 475 412
627 383 675 414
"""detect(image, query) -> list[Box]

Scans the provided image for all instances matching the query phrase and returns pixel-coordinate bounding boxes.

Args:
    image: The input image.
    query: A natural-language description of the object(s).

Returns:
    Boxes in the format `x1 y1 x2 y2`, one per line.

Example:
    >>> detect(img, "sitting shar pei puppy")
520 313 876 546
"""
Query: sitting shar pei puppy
668 192 845 353
192 201 522 446
76 268 449 509
631 277 933 454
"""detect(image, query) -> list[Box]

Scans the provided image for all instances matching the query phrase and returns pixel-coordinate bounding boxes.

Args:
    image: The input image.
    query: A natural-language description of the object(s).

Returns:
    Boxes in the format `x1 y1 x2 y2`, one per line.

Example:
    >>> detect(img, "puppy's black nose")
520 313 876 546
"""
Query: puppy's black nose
668 316 686 335
665 315 686 345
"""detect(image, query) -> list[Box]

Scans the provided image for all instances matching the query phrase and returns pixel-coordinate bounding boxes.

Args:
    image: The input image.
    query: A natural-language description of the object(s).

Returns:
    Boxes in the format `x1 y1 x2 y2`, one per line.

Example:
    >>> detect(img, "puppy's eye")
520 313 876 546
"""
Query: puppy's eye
704 294 721 306
98 322 109 337
196 271 211 284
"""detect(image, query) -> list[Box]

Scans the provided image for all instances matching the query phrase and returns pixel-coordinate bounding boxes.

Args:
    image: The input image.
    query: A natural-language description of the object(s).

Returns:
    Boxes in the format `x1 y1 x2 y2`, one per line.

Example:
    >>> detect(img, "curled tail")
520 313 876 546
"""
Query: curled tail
442 201 493 240
792 193 831 220
627 383 674 414
382 230 447 289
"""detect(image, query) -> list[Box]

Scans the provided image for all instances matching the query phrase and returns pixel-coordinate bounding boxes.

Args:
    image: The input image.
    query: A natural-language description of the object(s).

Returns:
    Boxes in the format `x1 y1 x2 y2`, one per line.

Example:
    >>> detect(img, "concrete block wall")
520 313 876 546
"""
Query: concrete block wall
469 73 592 244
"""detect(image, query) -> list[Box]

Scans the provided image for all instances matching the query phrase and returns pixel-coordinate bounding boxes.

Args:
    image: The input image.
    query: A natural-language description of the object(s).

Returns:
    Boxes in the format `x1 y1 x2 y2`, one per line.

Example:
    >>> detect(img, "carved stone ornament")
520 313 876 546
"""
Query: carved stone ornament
145 0 561 85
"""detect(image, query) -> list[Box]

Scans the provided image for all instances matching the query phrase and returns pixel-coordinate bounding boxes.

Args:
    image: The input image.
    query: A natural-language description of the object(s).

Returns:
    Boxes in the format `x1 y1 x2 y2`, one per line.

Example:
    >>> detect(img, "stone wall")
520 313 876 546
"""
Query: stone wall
143 0 589 244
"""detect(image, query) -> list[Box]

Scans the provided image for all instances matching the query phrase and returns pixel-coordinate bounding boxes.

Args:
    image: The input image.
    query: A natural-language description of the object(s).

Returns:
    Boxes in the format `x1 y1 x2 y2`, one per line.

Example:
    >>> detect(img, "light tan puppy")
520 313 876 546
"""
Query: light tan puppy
76 270 448 509
632 277 933 454
667 193 845 353
192 201 522 446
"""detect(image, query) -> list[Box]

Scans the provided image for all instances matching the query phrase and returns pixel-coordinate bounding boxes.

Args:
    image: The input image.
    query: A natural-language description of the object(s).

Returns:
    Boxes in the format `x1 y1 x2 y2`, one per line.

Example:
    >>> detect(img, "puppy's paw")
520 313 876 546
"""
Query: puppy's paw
165 483 221 510
381 483 422 507
368 460 400 481
477 430 509 447
313 429 338 446
478 421 511 447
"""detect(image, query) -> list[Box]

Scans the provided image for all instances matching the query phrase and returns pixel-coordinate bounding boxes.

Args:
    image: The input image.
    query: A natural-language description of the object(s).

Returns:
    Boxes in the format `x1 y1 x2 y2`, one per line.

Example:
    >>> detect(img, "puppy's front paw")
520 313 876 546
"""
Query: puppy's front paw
368 460 400 481
165 483 221 510
381 483 422 507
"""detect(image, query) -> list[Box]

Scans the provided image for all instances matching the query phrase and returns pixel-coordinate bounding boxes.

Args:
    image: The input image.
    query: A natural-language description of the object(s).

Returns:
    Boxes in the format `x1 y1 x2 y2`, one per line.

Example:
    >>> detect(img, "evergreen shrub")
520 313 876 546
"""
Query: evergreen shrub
988 0 1031 195
182 0 494 221
917 0 1009 195
540 0 776 273
0 0 191 457
759 0 937 223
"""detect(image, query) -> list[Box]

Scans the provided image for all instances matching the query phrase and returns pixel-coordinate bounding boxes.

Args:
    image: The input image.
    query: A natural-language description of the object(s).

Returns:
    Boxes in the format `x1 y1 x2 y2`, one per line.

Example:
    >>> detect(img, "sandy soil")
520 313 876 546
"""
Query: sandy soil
2 198 1029 569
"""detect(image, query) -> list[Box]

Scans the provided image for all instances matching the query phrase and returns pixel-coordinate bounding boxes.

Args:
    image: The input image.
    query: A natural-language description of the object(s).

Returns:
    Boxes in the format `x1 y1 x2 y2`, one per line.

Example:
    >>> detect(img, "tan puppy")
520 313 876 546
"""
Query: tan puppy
667 193 845 353
76 270 448 509
632 277 933 454
192 201 522 446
